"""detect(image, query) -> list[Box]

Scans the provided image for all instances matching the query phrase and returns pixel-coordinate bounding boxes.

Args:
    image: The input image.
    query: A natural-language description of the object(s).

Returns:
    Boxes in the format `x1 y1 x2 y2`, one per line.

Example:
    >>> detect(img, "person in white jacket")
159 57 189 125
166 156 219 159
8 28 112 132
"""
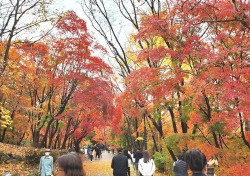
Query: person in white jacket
138 150 156 176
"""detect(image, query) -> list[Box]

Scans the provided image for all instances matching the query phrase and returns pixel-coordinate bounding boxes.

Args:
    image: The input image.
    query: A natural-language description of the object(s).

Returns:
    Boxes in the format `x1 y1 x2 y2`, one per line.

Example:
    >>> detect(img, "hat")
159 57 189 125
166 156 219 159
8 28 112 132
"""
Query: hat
117 147 123 153
45 148 51 152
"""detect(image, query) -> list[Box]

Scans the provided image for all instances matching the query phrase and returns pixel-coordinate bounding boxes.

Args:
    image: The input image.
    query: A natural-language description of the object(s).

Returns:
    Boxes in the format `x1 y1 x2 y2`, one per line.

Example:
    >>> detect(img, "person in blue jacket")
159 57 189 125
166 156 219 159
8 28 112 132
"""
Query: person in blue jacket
39 148 53 176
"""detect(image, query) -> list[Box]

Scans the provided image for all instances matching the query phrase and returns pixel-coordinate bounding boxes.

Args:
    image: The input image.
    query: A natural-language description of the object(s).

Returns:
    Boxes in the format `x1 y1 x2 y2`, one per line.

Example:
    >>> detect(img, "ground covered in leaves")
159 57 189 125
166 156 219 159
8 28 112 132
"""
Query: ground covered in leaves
0 142 39 175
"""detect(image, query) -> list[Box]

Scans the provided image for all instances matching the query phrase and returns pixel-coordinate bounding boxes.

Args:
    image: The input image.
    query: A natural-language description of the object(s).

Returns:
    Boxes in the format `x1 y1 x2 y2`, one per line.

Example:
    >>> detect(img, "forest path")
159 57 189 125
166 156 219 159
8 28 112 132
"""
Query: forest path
82 151 166 176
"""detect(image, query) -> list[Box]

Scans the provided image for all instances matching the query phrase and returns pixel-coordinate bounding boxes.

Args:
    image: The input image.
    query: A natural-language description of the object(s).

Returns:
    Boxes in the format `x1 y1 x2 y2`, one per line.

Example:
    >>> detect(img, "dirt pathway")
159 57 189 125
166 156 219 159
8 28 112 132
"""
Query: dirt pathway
82 151 165 176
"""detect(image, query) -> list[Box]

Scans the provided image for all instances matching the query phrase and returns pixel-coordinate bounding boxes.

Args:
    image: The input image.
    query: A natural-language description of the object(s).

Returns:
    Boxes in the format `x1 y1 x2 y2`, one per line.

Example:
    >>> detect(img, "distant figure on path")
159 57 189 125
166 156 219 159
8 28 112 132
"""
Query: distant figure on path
39 148 53 176
111 147 128 176
89 147 94 162
54 153 86 176
172 153 188 176
68 147 76 154
138 150 156 176
185 148 208 176
111 147 114 154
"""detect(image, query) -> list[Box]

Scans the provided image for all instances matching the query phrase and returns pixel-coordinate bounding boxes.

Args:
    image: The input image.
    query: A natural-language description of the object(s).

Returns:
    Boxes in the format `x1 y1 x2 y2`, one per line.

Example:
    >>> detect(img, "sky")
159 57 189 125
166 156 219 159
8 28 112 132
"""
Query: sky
53 0 106 42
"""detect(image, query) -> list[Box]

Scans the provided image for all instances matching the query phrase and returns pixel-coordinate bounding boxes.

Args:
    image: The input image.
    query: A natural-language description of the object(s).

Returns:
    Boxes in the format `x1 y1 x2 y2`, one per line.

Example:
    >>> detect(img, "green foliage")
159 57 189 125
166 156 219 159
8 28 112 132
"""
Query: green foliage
153 152 167 172
179 98 192 123
165 133 203 153
210 121 226 134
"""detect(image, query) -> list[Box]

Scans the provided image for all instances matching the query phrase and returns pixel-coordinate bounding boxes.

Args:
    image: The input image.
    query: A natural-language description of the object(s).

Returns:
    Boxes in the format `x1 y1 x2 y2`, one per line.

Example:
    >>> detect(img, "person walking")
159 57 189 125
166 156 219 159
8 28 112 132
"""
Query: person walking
133 148 143 175
39 148 53 176
87 146 91 160
124 149 134 176
138 150 156 176
111 147 128 176
172 153 188 176
54 153 86 176
185 148 208 176
89 147 94 162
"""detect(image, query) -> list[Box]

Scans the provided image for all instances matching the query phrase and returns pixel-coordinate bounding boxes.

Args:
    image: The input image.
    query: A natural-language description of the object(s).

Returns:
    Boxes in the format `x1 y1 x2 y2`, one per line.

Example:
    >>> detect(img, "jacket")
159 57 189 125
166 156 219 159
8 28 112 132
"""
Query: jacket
138 158 156 176
111 153 128 175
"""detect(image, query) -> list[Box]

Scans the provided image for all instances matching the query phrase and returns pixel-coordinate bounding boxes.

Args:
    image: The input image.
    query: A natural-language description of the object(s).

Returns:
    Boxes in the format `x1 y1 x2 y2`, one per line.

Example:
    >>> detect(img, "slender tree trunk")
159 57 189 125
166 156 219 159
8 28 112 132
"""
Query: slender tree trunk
125 116 136 150
41 118 54 148
143 112 147 150
168 106 178 133
177 91 188 133
74 140 80 153
61 118 73 149
147 116 159 152
0 128 7 142
147 112 163 138
212 131 220 148
33 130 40 148
17 132 25 145
135 118 140 148
239 113 250 149
48 121 59 148
167 145 177 161
192 124 198 134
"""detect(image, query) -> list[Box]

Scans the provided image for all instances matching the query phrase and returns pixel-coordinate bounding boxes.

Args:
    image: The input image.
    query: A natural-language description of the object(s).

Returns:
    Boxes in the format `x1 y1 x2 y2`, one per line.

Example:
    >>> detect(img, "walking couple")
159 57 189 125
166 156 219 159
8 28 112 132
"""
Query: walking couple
111 147 155 176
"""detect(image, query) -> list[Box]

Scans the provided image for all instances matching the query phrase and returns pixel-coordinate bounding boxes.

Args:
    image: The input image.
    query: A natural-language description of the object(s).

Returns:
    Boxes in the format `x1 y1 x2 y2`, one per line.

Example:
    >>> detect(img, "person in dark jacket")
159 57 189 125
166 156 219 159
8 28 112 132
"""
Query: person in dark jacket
111 147 128 176
173 153 188 176
185 148 208 176
123 149 133 176
133 148 143 175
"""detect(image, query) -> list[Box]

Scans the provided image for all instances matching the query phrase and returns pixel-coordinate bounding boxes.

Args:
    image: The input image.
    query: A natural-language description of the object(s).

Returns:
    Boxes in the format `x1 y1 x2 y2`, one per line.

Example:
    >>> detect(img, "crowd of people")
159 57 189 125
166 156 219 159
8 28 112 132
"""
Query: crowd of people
86 145 102 161
111 147 156 176
36 146 217 176
110 147 218 176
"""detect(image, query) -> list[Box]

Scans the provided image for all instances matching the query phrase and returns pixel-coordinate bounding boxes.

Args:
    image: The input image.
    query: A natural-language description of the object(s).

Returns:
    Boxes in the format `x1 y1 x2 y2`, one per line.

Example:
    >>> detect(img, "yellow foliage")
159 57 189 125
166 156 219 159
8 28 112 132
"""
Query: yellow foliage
0 106 12 128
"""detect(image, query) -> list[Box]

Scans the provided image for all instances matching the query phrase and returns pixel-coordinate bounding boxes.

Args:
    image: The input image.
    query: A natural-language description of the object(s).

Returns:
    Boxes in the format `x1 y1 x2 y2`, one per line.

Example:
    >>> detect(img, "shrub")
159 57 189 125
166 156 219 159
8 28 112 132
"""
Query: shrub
153 152 167 173
24 149 44 164
0 151 10 163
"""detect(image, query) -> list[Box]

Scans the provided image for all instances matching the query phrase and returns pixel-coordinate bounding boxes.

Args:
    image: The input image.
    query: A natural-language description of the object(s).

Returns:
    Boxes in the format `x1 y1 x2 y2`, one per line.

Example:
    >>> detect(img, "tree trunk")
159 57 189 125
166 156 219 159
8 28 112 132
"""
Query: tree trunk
147 117 159 152
239 113 250 149
74 140 80 153
125 116 136 150
167 145 177 161
143 113 147 150
168 106 178 133
212 131 220 148
17 132 25 145
41 118 54 148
